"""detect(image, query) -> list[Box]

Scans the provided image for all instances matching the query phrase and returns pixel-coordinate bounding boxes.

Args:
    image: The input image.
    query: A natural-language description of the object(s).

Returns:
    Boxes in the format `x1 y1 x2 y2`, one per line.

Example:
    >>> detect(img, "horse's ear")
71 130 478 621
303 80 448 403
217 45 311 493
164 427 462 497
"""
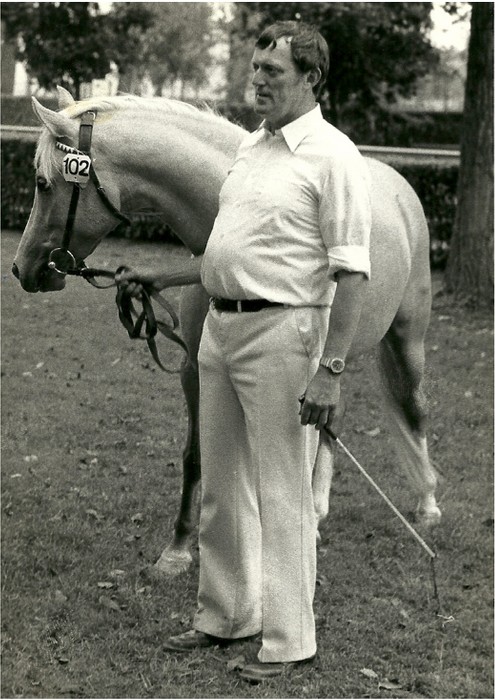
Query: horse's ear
32 97 77 139
57 85 76 110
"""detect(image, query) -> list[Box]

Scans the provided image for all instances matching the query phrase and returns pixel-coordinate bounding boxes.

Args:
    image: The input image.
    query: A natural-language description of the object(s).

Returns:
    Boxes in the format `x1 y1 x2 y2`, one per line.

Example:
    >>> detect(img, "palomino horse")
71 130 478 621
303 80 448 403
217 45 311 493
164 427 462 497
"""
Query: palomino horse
13 89 441 575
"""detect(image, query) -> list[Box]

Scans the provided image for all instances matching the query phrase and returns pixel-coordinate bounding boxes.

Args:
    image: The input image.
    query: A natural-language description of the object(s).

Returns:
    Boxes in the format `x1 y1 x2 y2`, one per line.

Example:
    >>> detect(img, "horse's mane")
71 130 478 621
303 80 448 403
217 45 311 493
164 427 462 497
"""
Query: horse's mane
35 96 242 184
65 94 221 120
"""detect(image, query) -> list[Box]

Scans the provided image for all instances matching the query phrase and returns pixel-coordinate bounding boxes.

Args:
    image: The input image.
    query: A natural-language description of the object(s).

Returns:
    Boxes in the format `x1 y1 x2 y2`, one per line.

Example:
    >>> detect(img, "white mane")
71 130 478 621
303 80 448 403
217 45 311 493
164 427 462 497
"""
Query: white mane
35 96 243 184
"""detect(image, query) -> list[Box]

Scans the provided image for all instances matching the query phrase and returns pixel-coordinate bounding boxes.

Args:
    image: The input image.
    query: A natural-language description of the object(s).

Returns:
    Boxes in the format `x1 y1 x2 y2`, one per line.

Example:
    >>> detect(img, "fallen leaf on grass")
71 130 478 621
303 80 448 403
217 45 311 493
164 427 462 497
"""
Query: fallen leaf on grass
86 508 104 520
131 512 144 524
354 426 381 437
109 569 126 577
124 534 141 542
56 656 70 664
363 427 381 437
97 581 115 589
227 655 246 671
360 668 378 680
53 589 68 604
98 595 121 612
379 679 403 691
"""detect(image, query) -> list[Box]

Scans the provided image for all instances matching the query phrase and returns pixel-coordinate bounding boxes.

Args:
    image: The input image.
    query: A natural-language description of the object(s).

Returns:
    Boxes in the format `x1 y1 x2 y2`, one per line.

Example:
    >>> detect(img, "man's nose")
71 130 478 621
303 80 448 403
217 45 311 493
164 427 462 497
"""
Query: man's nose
252 69 264 86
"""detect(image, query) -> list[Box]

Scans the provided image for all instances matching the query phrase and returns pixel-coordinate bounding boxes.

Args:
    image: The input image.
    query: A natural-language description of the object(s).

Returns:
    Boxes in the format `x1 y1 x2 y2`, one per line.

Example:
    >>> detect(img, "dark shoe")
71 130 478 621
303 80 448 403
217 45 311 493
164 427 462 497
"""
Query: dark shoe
163 629 231 652
239 656 314 682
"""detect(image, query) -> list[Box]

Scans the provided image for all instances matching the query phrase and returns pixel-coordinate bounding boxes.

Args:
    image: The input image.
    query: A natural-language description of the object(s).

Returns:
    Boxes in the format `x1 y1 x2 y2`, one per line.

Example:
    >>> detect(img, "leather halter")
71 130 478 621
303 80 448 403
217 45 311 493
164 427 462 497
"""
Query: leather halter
46 111 187 373
48 110 130 276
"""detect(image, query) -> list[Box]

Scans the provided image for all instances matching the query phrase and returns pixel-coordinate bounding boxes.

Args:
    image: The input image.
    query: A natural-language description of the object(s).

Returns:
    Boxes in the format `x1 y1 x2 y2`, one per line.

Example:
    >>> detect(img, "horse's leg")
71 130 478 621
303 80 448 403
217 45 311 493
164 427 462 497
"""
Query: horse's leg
378 281 441 527
153 284 209 577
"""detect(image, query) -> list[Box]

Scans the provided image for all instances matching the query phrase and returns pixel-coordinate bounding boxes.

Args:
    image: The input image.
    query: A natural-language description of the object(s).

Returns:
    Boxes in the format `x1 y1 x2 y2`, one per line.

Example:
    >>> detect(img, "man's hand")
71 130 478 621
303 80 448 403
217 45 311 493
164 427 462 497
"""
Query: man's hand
115 267 164 298
299 366 341 431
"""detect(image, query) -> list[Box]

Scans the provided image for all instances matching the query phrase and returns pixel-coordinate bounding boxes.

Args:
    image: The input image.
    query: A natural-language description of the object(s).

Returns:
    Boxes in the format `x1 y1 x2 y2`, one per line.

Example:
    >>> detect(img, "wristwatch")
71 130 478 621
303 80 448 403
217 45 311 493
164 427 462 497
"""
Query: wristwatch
320 356 346 374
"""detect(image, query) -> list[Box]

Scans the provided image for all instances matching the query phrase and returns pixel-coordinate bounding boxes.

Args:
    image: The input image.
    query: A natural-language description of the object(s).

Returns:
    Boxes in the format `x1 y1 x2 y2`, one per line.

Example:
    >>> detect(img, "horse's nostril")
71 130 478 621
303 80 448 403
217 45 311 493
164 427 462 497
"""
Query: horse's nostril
12 262 20 279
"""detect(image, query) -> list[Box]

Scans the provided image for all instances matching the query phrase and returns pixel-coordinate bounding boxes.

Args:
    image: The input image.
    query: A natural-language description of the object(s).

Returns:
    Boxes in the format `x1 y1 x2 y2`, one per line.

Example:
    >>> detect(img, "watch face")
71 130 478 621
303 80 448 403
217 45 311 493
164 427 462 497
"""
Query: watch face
330 358 345 373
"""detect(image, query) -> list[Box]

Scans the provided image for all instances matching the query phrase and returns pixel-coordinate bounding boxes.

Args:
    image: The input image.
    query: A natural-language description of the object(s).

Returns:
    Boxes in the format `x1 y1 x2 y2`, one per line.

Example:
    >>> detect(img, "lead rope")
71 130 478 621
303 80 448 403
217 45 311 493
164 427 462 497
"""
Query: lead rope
69 264 188 374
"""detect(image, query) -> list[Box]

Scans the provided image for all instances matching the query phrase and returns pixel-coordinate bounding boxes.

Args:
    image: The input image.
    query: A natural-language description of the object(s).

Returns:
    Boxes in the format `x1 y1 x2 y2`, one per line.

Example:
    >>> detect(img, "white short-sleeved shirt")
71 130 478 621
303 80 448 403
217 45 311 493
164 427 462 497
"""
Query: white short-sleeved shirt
201 105 371 307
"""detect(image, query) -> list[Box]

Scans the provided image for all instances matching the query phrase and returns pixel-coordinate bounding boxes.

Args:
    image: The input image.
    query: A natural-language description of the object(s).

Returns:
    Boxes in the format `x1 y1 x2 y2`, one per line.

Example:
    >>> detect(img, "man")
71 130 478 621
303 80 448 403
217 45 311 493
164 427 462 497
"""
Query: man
118 21 371 682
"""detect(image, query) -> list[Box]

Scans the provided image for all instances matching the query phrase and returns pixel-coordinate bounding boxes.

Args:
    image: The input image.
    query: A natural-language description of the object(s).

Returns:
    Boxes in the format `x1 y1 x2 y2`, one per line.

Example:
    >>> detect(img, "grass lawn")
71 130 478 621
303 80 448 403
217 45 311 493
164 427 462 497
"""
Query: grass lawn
1 229 493 699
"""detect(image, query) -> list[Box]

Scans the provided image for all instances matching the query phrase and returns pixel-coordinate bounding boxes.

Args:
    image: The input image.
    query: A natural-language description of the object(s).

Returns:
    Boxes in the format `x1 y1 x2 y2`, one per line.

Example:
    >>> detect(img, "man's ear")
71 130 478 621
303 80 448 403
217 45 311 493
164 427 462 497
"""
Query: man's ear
306 67 322 91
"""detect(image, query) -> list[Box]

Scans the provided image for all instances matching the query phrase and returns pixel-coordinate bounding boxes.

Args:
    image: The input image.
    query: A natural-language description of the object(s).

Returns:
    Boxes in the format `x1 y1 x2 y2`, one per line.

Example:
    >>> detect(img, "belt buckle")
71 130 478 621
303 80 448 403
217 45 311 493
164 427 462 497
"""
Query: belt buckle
237 300 242 312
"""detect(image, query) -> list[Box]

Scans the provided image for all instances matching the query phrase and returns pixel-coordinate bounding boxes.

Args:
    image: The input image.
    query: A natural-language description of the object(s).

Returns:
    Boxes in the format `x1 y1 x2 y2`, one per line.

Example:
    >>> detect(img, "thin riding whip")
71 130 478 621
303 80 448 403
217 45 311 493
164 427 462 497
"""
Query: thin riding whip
326 428 436 560
325 428 441 610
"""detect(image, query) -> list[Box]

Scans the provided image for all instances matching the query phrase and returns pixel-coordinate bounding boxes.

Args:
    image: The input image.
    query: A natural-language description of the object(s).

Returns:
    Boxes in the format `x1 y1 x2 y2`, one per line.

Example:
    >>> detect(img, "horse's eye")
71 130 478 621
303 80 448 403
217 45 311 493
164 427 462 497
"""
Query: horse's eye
36 176 50 192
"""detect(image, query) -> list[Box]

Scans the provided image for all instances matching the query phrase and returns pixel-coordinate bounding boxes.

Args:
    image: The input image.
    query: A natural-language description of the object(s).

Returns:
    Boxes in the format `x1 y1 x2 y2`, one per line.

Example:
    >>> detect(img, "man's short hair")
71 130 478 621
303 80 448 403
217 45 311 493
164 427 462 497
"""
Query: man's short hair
255 20 329 97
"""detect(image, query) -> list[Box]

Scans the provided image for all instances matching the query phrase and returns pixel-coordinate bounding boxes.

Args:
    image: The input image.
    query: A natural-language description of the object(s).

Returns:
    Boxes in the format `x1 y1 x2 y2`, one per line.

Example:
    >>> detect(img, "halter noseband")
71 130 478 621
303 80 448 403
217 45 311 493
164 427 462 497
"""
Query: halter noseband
48 110 130 276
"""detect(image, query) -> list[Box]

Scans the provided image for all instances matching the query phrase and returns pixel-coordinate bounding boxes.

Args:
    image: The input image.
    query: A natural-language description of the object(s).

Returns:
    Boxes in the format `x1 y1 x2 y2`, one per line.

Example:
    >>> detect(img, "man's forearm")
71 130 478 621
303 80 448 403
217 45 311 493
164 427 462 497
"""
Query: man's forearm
320 271 368 365
155 255 203 290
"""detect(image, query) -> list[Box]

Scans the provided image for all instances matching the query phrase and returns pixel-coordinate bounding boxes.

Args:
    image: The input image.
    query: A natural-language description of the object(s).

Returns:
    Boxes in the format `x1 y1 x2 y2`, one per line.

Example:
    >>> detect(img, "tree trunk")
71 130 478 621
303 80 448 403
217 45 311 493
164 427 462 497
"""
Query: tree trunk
444 3 494 307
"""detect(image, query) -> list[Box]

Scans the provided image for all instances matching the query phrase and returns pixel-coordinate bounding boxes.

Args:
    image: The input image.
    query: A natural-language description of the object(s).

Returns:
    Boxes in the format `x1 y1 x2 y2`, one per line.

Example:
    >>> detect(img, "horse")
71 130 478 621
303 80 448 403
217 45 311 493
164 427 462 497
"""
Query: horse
12 88 441 576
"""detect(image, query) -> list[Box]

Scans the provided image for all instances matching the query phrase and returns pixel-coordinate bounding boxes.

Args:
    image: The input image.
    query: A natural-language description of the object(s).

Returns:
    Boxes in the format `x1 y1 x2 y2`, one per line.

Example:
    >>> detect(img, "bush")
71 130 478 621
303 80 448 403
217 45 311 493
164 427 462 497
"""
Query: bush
334 107 463 147
1 136 457 268
1 95 59 127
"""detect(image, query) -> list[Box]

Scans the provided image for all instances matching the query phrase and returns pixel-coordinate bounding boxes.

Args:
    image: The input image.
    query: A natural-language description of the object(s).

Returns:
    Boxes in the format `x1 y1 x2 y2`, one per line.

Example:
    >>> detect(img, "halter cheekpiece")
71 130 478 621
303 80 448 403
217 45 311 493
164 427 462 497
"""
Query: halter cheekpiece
48 110 130 276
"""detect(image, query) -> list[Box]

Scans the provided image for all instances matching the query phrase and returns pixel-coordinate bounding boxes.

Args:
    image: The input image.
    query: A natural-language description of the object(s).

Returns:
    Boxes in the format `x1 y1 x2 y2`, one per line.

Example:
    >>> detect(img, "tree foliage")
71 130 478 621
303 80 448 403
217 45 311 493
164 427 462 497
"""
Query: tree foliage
231 2 438 125
1 2 152 98
133 2 215 96
2 2 216 99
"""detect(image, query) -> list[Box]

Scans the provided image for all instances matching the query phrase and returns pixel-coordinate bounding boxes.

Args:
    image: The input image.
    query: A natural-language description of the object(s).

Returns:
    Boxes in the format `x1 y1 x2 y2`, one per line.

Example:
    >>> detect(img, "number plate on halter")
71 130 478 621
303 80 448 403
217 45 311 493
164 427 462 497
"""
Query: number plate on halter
62 154 91 186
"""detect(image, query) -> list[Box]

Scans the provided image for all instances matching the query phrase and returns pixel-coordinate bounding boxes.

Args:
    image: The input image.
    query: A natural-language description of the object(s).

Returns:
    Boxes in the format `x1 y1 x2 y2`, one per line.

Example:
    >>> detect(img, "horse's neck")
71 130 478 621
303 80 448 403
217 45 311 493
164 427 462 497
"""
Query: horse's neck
101 109 245 254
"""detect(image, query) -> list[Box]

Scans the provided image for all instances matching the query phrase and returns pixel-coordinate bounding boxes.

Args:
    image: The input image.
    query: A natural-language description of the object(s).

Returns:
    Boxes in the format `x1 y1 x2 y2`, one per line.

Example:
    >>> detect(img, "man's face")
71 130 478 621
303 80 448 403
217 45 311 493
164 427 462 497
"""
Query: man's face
251 38 314 130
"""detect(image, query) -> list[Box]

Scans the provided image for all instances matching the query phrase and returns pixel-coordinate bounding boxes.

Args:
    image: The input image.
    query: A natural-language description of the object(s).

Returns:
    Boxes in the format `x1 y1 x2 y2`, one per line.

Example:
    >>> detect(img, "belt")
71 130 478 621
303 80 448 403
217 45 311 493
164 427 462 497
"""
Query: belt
211 297 285 313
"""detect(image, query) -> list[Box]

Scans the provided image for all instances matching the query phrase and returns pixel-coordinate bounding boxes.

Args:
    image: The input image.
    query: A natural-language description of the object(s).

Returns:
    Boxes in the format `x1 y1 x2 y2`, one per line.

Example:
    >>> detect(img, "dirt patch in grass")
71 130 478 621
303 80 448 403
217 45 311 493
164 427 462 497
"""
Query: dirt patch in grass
2 230 493 698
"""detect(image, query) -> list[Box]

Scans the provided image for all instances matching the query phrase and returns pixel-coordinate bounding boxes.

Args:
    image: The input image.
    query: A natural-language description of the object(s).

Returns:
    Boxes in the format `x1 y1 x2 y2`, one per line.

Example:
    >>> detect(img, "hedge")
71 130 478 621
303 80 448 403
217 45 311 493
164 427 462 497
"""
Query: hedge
1 137 457 269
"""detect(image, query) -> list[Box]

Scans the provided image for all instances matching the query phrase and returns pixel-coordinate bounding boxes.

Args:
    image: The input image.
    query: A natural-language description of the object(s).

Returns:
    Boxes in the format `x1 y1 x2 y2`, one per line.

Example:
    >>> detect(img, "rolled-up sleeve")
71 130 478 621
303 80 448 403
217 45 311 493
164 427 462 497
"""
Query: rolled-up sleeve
319 150 372 280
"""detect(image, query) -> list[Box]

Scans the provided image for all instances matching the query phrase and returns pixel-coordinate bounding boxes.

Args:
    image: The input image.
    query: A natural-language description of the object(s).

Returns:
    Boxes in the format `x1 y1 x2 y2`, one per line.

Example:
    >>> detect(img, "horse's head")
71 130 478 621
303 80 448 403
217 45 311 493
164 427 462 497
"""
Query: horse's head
13 87 127 293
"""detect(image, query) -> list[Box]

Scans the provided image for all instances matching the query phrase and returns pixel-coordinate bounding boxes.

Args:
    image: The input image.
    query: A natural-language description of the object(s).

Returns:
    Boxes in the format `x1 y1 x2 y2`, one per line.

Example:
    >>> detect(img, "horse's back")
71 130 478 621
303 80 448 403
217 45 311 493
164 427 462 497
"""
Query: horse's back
350 158 431 356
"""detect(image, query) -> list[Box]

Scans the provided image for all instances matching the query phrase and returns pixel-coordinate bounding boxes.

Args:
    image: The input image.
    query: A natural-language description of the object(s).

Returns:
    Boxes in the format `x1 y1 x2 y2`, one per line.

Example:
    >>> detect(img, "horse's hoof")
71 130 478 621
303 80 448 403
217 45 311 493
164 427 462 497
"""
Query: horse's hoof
416 506 442 528
151 547 193 578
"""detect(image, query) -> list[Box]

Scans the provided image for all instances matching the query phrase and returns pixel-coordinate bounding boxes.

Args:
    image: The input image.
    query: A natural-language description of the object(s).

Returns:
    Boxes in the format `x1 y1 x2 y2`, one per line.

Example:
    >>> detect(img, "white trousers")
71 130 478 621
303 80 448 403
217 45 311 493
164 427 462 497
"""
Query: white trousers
194 304 328 663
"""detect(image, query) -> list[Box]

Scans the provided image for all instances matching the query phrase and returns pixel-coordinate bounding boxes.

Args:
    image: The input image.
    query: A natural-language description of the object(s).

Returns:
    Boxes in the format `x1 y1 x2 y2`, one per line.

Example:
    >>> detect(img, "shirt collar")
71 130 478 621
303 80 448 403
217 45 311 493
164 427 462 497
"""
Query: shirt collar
257 104 323 153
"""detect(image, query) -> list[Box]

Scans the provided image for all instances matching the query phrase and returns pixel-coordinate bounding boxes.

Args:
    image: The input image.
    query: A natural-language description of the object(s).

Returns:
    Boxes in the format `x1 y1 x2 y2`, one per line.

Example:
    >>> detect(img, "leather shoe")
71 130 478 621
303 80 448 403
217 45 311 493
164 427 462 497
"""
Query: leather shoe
239 656 314 682
163 629 231 652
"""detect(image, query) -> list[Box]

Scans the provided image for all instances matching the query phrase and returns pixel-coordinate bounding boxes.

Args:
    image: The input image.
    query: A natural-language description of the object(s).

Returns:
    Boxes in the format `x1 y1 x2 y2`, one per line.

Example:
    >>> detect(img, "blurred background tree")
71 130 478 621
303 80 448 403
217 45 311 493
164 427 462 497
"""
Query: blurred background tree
131 2 215 97
2 2 215 99
2 2 152 98
444 2 493 306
